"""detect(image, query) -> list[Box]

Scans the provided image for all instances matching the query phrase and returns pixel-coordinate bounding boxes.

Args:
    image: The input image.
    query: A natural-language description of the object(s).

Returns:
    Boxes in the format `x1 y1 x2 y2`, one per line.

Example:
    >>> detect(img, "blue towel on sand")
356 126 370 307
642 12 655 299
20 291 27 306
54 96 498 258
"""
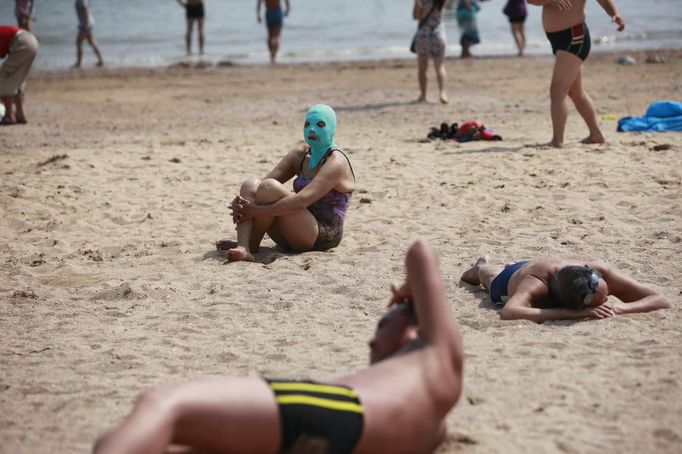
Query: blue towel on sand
617 100 682 132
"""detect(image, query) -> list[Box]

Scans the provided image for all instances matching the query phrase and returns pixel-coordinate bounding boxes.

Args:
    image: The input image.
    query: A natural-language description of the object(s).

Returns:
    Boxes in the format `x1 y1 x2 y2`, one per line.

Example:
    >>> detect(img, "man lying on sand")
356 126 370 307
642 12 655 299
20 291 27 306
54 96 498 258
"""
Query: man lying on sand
94 240 463 454
461 256 670 323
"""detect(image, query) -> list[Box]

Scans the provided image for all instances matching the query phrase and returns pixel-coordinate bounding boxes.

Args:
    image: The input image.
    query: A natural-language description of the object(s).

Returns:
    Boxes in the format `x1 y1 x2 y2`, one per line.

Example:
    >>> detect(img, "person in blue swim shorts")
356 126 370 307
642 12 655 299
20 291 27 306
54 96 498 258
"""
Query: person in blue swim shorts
461 255 670 323
257 0 290 64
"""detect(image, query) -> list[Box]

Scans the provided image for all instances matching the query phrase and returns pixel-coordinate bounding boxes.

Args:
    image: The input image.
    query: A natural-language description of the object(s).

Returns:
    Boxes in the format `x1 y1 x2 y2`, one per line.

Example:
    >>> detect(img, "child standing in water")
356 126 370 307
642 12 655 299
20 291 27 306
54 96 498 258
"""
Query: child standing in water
528 0 625 148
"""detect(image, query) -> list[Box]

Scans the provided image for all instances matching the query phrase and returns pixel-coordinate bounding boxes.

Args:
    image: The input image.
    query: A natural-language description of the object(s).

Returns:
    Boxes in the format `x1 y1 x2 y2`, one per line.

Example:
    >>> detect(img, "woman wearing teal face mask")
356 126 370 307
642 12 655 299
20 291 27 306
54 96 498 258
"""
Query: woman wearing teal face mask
218 104 355 262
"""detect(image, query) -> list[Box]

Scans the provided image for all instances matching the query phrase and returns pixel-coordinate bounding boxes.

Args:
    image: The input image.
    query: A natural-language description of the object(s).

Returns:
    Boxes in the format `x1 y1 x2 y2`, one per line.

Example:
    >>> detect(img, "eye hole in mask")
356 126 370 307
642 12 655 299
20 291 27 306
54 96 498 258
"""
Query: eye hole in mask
317 121 326 128
304 120 310 128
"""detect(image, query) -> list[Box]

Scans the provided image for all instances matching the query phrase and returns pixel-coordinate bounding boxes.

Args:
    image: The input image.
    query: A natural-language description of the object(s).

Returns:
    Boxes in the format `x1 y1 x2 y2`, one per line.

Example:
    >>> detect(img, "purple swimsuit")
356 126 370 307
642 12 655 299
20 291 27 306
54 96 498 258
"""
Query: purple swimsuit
293 148 354 250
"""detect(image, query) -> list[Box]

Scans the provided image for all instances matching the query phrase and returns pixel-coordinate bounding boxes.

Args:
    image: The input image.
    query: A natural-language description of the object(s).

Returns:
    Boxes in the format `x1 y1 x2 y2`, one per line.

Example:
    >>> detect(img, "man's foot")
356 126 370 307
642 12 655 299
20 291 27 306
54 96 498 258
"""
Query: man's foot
0 116 16 126
460 256 490 285
549 139 564 148
96 60 104 67
227 246 255 262
439 93 449 104
580 133 605 144
16 117 27 124
416 95 426 103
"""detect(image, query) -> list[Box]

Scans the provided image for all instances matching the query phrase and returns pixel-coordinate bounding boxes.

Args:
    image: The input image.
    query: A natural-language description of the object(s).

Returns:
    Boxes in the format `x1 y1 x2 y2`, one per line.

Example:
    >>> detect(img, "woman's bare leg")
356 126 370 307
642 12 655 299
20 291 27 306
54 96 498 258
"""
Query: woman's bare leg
433 57 448 104
228 178 318 261
417 55 428 102
94 377 281 454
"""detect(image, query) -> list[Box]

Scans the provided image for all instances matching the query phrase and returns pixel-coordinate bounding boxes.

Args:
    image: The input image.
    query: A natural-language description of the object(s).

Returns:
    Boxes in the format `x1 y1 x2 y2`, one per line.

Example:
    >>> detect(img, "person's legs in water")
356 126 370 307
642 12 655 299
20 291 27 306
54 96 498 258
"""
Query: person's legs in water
267 26 282 64
433 56 448 104
461 256 505 291
74 31 86 68
511 22 525 56
185 17 195 54
93 377 281 454
567 66 605 144
86 31 105 66
549 50 582 148
417 54 428 102
197 16 205 55
228 178 319 262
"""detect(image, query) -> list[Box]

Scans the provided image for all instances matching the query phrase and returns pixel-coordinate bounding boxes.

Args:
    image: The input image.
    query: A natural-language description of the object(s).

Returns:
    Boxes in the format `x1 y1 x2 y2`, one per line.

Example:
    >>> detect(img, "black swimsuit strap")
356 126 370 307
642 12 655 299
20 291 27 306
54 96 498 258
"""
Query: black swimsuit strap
300 147 355 181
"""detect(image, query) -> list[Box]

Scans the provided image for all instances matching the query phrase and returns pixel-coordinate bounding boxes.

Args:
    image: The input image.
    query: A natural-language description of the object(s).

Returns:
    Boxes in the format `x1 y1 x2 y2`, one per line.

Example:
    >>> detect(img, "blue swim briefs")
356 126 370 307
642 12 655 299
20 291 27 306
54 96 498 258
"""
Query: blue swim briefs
489 261 528 305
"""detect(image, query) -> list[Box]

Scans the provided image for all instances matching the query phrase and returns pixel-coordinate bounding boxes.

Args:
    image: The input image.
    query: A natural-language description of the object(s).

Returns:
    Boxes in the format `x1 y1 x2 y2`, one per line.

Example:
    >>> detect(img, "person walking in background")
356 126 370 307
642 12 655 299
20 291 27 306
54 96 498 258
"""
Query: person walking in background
15 0 35 31
456 0 488 58
0 25 38 125
74 0 104 68
412 0 448 104
503 0 527 56
528 0 625 147
177 0 205 55
257 0 290 64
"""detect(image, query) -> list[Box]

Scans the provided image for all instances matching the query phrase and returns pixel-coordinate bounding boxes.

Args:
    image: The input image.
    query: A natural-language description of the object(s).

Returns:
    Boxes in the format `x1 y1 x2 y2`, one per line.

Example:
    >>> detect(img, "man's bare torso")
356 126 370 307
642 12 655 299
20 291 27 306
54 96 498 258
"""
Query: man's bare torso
508 257 609 305
542 0 587 32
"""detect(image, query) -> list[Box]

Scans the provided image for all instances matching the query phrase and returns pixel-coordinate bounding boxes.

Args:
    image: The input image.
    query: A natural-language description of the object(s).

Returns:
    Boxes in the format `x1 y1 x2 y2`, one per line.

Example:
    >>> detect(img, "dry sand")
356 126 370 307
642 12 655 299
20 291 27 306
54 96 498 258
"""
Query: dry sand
1 50 681 453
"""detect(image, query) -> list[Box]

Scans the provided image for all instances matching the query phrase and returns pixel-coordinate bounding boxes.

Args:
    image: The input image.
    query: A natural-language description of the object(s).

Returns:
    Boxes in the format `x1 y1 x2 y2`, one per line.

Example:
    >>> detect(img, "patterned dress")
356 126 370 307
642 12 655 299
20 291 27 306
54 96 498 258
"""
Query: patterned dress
414 0 446 58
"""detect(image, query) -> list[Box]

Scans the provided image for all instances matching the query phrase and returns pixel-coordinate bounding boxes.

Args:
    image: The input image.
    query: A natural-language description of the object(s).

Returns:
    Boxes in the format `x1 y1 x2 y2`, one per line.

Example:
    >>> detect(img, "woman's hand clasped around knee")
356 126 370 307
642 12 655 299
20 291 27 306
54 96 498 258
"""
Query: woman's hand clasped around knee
230 195 258 224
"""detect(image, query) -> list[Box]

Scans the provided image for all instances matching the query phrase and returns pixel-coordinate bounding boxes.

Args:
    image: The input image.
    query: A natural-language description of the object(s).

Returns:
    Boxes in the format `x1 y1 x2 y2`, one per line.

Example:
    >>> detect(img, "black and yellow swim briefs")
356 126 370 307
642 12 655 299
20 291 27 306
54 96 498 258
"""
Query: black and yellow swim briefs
266 379 364 454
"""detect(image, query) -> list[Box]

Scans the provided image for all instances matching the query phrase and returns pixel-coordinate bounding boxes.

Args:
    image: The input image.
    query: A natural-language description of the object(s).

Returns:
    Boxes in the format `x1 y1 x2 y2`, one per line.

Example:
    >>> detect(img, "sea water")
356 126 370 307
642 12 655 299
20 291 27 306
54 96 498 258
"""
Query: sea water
1 0 680 69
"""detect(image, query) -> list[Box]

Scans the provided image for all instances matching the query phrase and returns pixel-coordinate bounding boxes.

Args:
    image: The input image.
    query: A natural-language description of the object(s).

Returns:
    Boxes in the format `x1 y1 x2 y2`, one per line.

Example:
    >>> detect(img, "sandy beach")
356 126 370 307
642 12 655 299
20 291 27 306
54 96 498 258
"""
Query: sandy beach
1 50 681 453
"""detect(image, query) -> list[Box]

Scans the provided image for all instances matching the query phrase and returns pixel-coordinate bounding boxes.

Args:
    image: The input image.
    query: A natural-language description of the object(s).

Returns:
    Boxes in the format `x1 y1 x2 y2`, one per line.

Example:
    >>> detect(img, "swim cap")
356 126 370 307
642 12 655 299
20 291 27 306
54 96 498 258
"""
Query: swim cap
303 104 337 170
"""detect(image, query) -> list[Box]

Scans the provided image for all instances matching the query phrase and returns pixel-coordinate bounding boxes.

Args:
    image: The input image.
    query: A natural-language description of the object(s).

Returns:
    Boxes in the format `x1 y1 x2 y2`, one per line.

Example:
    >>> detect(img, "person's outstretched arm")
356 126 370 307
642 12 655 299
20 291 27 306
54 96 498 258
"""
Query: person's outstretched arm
256 0 263 22
604 269 671 314
284 0 291 16
176 0 187 7
500 277 615 323
528 0 573 10
412 0 422 20
595 0 625 31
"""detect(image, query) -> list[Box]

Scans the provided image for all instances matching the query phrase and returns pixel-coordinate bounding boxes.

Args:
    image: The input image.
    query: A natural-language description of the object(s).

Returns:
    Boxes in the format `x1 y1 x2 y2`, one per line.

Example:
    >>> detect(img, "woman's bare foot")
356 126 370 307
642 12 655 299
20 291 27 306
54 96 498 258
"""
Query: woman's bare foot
439 93 449 104
216 240 238 251
460 256 490 285
227 246 255 262
549 139 564 148
580 133 605 144
416 95 426 103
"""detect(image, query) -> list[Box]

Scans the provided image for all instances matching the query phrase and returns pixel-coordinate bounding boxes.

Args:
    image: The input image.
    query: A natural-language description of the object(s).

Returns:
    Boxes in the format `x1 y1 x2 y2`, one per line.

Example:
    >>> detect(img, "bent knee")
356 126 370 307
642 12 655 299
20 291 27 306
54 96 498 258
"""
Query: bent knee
256 178 288 202
239 177 261 194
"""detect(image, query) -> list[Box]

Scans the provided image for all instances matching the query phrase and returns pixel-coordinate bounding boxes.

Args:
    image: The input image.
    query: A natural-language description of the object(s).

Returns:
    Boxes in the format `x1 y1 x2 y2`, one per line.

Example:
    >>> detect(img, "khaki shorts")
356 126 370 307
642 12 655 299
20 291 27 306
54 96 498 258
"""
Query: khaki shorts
0 31 39 96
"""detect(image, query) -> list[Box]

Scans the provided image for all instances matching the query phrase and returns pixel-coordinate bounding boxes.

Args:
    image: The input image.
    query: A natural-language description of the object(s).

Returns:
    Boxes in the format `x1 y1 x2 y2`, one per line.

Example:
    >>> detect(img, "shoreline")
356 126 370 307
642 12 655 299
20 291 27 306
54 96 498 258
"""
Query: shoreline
29 47 679 76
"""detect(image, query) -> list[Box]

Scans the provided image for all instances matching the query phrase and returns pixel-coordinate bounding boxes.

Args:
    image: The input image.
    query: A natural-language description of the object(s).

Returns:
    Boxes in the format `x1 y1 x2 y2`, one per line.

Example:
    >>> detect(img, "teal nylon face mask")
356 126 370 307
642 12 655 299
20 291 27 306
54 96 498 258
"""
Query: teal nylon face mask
303 104 337 170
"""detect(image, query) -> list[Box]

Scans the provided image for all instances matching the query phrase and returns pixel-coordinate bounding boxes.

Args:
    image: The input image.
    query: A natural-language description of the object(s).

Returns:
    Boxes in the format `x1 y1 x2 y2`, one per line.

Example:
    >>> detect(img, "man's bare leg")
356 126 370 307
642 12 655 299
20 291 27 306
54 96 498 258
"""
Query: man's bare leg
461 256 505 291
74 32 85 67
268 27 281 64
14 93 26 123
86 32 105 66
185 19 194 55
198 18 205 55
2 95 15 122
94 377 281 454
567 66 605 144
549 51 582 148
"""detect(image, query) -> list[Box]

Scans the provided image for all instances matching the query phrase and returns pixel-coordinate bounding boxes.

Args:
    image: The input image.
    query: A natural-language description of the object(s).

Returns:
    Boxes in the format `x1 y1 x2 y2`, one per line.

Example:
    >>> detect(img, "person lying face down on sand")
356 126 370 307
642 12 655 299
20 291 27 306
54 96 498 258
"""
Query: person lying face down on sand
217 104 355 262
461 256 671 323
93 240 464 454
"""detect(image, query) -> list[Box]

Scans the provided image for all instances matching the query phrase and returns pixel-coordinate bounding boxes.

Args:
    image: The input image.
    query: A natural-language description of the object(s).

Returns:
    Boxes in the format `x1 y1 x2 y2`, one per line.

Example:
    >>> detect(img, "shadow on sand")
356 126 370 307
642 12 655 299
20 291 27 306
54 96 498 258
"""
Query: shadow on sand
204 240 295 265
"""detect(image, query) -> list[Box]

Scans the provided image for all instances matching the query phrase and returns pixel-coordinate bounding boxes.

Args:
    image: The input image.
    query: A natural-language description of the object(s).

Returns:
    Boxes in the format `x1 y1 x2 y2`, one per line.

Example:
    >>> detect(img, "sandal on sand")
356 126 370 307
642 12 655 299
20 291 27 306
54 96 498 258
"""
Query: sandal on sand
1 117 16 126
